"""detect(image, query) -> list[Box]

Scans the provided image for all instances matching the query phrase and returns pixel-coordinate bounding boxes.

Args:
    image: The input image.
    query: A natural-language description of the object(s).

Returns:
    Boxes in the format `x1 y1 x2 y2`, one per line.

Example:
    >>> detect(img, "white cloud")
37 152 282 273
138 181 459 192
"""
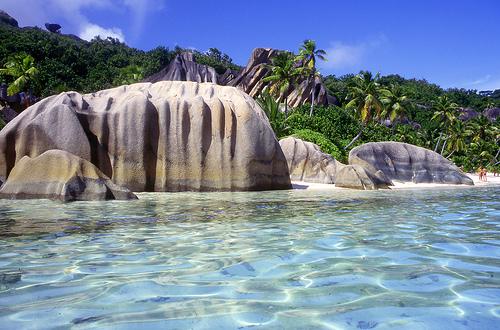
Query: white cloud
458 74 500 91
0 0 166 43
320 35 388 70
468 74 491 86
461 74 500 91
79 23 125 42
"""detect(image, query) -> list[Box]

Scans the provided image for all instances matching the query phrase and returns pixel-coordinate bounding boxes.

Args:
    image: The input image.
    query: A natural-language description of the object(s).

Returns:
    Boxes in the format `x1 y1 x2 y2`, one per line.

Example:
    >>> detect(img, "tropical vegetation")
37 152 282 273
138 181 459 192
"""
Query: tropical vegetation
0 22 499 172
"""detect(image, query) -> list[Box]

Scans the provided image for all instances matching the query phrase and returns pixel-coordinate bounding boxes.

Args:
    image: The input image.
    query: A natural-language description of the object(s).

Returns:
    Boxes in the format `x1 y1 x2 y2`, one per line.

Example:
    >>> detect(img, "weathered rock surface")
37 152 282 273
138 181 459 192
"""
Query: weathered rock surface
0 105 17 123
458 107 479 121
279 137 337 184
483 107 500 122
349 142 473 185
0 10 18 27
145 48 338 107
226 48 337 107
0 150 137 201
0 81 291 192
145 52 218 84
335 164 392 190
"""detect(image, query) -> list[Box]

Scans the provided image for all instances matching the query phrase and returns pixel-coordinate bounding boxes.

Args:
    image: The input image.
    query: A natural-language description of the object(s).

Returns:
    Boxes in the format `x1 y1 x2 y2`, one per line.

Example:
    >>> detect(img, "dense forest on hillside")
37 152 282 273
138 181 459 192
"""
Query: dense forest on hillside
0 24 239 97
0 21 498 172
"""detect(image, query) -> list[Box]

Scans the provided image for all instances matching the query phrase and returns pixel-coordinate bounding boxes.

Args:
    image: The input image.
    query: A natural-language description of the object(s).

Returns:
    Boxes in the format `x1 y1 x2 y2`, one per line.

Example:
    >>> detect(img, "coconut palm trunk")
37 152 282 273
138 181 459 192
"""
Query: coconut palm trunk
344 125 365 150
309 80 315 117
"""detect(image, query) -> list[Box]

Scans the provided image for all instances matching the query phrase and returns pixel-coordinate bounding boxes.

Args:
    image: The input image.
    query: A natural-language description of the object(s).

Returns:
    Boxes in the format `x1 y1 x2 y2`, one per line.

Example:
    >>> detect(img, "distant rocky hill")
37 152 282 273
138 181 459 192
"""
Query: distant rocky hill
145 48 338 107
0 10 18 27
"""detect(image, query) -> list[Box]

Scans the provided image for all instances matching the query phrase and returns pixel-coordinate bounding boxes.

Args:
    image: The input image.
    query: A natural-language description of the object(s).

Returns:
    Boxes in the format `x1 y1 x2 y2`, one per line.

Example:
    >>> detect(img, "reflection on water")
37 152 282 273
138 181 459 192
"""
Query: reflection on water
0 187 499 329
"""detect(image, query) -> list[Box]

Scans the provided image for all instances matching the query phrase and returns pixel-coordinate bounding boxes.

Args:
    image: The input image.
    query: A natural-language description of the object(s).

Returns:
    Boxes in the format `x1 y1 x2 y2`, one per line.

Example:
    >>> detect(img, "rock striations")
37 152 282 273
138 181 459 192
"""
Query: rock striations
280 138 471 189
349 142 473 185
145 52 218 84
0 81 292 196
279 137 392 190
279 137 338 184
145 49 338 108
226 48 337 107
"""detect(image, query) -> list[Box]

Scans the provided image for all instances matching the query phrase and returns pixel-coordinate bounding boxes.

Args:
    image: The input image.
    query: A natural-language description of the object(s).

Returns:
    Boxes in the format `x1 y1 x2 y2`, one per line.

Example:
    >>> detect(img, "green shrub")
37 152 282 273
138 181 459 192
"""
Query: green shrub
291 129 346 163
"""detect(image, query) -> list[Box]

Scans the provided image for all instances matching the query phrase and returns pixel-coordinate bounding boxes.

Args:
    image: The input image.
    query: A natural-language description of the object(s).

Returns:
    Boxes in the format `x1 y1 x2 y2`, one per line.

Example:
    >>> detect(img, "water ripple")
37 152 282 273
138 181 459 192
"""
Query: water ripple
0 186 499 329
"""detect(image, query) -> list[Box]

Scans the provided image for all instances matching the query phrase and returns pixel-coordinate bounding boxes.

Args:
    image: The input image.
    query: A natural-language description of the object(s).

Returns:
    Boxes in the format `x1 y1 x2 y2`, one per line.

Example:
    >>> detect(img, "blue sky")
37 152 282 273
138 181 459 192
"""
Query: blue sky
3 0 500 91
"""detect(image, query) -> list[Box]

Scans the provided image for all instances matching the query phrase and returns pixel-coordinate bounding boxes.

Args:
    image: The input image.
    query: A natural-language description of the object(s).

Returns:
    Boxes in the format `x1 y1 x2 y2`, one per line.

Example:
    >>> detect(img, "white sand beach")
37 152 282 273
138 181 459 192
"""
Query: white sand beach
292 173 500 191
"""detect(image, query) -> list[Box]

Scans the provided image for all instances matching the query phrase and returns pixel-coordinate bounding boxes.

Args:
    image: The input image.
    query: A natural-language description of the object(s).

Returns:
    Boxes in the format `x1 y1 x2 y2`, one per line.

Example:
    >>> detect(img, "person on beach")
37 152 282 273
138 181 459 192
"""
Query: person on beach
482 168 487 182
478 167 483 181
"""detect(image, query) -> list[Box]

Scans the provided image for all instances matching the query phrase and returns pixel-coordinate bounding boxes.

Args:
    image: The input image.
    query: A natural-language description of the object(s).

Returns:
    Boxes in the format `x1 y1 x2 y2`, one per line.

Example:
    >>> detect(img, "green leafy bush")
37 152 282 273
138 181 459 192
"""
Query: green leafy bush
291 129 346 163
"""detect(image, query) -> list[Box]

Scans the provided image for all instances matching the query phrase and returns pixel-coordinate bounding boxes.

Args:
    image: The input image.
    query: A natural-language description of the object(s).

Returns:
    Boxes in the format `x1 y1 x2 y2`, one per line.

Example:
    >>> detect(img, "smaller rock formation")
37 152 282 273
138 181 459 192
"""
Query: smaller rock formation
483 107 500 122
45 23 61 33
335 164 392 190
0 150 137 201
0 10 18 27
0 105 17 123
458 108 479 121
226 48 337 107
280 137 391 190
144 48 338 108
144 52 218 84
349 142 473 185
279 137 338 184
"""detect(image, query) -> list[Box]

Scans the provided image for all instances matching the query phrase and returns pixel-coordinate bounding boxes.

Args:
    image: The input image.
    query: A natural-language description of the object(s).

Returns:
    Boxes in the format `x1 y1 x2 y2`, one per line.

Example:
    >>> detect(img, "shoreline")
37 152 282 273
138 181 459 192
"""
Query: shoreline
291 173 500 191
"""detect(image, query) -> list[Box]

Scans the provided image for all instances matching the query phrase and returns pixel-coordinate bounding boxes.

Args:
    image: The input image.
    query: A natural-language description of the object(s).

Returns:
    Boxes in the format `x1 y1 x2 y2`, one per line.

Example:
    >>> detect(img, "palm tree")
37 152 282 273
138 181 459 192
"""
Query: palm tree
344 71 384 149
256 90 289 138
468 115 497 143
0 53 39 96
431 95 458 153
380 83 412 128
263 51 300 116
298 40 327 117
444 121 471 158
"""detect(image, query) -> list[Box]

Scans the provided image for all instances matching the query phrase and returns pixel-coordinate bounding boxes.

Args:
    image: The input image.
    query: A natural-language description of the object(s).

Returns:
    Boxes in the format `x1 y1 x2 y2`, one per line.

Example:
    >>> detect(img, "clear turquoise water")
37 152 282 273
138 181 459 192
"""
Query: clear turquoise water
0 186 499 329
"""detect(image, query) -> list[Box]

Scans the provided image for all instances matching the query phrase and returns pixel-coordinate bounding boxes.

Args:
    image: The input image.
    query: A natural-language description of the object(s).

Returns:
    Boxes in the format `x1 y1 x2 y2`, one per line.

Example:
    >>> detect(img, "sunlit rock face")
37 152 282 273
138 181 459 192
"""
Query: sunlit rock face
0 81 291 192
349 142 473 185
0 150 137 201
279 137 338 184
279 137 392 190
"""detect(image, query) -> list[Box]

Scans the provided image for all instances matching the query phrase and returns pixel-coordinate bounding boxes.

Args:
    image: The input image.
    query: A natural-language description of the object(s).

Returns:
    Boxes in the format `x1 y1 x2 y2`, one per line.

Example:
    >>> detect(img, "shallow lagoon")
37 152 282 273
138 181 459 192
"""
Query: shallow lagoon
0 186 499 329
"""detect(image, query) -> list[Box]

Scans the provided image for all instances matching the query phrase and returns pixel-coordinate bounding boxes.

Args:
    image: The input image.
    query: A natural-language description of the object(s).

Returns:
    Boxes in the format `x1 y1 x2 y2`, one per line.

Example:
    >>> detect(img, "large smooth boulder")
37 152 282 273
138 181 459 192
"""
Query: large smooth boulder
279 137 337 183
0 150 137 201
335 164 392 190
0 81 291 192
349 142 473 185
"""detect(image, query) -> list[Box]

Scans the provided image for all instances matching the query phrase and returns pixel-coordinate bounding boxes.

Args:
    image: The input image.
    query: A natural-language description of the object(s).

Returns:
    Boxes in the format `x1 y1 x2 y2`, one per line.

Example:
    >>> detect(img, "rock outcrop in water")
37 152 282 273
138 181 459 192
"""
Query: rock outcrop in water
144 49 338 107
0 81 291 194
0 150 137 201
349 142 473 185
